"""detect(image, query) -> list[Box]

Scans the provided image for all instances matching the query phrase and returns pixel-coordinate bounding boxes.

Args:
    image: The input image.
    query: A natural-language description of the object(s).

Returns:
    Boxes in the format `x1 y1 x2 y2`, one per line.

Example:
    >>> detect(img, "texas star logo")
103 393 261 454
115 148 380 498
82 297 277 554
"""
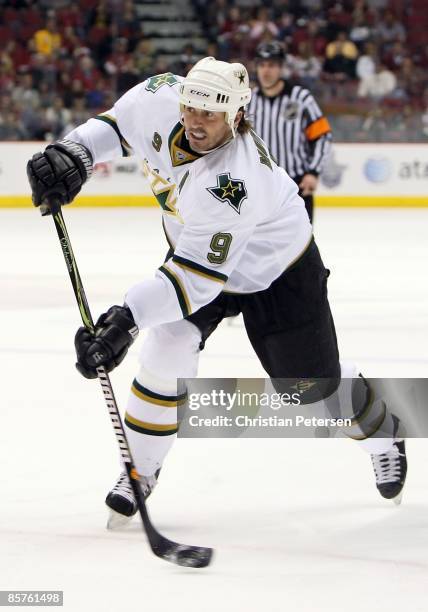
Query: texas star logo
145 72 179 93
206 172 248 214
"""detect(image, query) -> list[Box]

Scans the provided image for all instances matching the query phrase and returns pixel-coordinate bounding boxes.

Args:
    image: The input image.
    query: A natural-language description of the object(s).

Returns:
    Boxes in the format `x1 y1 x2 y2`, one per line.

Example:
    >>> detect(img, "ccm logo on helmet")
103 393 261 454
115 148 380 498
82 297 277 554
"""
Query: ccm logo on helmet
189 89 210 97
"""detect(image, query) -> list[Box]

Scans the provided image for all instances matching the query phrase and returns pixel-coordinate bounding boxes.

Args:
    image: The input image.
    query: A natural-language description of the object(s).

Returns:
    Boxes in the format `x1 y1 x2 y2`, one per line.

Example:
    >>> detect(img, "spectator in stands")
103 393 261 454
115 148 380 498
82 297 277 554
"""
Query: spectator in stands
38 80 55 110
0 52 15 93
293 41 322 89
104 37 130 77
87 1 112 31
326 2 353 40
69 94 91 126
324 31 359 80
4 40 32 73
217 6 253 62
72 53 102 92
249 7 279 42
306 19 327 57
375 10 406 49
45 95 72 139
395 57 425 101
117 57 140 97
30 52 57 88
383 40 407 72
349 12 372 51
34 17 61 57
178 44 199 74
116 0 142 42
0 110 29 141
62 78 86 109
358 60 397 99
11 70 40 110
276 12 295 49
57 5 84 35
356 41 378 80
133 38 156 79
217 5 243 58
61 26 82 55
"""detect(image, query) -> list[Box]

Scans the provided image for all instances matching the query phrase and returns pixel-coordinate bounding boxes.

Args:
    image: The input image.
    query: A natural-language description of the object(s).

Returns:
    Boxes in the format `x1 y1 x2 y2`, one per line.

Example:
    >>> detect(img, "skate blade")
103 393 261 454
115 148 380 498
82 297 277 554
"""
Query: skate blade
106 509 133 530
392 491 403 506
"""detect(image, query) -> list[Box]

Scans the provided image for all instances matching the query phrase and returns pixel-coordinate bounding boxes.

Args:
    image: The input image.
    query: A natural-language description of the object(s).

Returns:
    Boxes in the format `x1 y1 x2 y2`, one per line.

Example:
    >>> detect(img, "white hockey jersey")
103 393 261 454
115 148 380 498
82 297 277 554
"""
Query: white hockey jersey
66 72 312 329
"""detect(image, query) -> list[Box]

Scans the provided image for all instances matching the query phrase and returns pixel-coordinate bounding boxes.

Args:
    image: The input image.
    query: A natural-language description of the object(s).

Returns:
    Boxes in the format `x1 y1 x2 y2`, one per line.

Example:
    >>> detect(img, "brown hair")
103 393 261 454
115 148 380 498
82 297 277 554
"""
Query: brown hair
236 107 253 134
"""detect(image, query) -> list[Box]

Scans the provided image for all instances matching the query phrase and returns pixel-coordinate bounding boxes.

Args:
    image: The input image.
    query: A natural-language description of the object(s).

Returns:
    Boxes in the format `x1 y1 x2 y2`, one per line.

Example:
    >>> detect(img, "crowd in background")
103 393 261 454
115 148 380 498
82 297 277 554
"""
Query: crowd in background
1 0 427 142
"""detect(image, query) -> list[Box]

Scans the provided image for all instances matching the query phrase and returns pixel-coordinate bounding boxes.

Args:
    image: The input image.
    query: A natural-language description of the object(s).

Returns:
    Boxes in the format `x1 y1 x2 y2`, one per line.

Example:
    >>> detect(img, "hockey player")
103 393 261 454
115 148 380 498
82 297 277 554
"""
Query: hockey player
27 58 407 526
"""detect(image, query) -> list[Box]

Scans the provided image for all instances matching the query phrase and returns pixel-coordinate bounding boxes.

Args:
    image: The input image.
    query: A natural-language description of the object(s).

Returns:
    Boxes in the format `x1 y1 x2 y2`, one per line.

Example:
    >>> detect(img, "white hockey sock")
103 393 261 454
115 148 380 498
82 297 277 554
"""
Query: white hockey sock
124 367 185 476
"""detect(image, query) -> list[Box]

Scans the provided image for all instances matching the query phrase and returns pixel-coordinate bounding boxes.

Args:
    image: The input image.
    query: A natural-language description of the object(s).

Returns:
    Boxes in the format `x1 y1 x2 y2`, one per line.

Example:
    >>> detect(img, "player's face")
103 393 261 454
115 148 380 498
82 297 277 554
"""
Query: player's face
182 106 232 152
257 59 282 89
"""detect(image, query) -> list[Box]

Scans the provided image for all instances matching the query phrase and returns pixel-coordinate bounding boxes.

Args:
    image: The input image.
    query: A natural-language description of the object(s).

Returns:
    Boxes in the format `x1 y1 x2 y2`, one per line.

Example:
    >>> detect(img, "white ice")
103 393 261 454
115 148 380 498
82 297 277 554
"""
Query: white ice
1 207 427 611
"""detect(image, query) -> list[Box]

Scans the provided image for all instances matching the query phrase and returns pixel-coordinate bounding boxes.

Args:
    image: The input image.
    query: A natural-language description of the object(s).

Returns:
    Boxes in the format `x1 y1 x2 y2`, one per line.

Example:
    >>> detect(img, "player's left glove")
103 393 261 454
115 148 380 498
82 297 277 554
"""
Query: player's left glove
75 305 139 379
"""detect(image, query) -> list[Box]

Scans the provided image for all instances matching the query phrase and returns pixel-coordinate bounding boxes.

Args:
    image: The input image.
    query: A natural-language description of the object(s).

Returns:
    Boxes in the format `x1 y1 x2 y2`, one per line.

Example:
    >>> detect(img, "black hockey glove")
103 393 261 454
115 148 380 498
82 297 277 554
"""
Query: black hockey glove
27 139 93 215
75 305 139 379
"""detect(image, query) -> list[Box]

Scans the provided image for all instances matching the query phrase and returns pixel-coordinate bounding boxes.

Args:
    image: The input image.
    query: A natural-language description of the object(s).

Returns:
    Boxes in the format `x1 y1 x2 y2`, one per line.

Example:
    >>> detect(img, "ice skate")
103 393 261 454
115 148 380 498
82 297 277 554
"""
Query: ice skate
371 439 407 505
106 470 159 529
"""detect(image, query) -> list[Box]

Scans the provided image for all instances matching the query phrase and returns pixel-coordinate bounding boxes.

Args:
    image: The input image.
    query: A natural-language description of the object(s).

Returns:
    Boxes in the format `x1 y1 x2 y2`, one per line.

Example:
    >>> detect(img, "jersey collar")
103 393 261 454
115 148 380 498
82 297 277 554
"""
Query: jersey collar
168 122 202 167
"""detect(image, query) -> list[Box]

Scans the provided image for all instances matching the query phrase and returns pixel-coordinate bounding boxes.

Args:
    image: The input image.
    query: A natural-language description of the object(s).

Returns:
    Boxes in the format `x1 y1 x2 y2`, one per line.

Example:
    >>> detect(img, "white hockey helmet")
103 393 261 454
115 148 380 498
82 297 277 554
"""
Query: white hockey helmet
179 57 251 137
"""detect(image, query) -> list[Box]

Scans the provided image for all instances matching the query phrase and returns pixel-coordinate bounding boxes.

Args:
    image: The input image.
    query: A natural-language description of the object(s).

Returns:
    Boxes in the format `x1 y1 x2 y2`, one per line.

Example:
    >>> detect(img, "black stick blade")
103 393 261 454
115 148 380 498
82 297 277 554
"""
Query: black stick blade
152 538 214 568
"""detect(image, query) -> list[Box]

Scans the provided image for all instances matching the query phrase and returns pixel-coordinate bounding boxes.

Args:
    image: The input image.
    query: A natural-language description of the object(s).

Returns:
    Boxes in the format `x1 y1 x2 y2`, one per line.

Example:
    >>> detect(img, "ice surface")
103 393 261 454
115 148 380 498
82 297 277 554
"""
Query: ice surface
1 207 427 611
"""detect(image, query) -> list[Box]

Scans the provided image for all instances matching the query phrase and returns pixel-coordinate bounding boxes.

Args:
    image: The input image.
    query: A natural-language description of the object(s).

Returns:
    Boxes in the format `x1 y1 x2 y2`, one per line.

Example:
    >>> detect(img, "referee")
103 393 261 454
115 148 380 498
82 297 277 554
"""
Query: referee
248 42 332 222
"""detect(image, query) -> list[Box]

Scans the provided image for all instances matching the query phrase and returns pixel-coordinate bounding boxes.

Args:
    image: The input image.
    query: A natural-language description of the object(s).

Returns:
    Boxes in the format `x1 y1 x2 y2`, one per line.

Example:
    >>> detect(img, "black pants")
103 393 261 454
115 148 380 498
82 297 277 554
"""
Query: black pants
293 175 314 223
301 193 314 223
186 238 340 383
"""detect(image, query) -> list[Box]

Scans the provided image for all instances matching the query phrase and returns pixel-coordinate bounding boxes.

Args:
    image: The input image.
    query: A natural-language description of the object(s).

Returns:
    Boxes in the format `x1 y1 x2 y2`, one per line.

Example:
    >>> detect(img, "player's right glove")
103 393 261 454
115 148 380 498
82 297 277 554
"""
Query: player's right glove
26 139 93 214
74 305 139 379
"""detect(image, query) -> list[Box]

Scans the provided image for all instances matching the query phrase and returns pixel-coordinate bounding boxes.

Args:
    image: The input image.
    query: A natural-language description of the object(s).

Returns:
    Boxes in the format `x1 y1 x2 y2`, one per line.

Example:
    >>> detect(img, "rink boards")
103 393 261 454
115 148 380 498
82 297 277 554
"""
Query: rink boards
1 142 428 207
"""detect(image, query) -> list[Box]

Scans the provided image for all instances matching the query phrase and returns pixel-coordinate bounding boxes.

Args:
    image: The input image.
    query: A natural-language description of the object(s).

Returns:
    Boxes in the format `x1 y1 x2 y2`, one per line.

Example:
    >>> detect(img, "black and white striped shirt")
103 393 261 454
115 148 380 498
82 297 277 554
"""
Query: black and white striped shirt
247 81 332 179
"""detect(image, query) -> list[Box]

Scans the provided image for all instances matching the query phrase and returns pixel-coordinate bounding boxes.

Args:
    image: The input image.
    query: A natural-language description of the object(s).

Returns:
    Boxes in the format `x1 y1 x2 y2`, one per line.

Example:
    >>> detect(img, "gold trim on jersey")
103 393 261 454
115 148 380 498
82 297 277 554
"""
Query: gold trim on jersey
162 218 176 249
95 113 132 157
158 263 192 317
168 122 201 167
284 234 314 273
142 159 183 221
172 255 228 284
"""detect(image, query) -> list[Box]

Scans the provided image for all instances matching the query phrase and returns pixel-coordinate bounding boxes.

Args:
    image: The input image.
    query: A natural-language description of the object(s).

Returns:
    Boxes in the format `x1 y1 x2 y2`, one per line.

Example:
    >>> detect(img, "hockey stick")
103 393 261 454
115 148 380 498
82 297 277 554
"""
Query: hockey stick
41 202 213 568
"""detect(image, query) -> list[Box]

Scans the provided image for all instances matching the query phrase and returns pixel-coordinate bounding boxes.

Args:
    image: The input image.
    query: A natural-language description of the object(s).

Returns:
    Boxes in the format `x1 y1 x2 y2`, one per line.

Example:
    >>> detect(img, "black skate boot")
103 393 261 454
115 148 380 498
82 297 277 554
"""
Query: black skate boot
371 439 407 504
105 469 160 529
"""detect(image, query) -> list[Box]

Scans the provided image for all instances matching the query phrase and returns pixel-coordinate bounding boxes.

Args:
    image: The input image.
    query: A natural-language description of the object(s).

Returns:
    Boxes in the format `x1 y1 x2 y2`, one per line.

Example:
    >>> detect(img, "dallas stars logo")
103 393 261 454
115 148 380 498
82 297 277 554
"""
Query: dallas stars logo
207 172 247 214
145 72 178 93
237 70 246 84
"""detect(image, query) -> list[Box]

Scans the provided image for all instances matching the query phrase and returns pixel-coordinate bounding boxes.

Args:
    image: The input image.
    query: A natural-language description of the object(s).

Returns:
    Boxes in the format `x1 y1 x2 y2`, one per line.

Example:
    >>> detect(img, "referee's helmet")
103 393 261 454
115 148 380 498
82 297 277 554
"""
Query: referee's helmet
255 41 285 62
179 57 252 136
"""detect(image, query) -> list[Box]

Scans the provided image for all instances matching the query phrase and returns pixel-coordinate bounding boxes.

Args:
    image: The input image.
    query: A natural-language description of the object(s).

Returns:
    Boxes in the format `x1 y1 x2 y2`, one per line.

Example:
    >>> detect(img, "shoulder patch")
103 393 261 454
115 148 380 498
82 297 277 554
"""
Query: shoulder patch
206 172 247 214
145 72 179 93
